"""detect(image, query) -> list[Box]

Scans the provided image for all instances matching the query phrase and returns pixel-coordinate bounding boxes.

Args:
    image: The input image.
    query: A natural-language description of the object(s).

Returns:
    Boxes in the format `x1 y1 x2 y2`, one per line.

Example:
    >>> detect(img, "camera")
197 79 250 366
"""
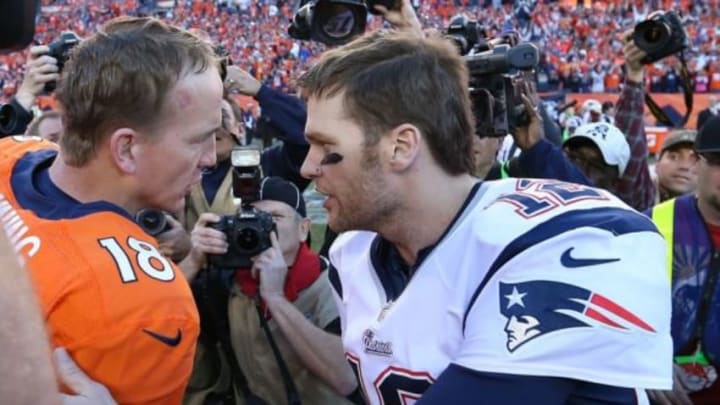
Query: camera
446 14 485 56
43 31 81 93
288 0 396 46
632 11 688 65
136 209 172 237
208 147 276 270
447 18 539 137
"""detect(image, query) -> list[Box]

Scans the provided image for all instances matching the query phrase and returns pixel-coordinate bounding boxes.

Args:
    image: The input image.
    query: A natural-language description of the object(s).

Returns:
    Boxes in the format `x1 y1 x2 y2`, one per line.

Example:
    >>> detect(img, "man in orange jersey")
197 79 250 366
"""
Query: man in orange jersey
0 16 223 404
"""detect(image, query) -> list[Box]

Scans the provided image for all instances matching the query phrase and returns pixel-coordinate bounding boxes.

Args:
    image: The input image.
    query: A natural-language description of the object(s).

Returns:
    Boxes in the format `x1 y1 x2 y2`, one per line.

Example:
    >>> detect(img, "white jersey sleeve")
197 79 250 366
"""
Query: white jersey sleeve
455 179 673 390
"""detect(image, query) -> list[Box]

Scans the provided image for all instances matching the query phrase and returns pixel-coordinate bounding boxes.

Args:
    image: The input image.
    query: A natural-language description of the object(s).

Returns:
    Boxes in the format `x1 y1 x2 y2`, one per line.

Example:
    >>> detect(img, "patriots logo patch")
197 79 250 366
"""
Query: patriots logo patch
499 281 655 352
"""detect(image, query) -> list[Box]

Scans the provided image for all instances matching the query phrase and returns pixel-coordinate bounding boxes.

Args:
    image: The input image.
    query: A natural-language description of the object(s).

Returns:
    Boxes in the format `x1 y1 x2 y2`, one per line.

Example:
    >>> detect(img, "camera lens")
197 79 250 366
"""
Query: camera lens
633 19 670 54
642 24 668 44
136 209 168 236
236 227 260 251
318 4 355 39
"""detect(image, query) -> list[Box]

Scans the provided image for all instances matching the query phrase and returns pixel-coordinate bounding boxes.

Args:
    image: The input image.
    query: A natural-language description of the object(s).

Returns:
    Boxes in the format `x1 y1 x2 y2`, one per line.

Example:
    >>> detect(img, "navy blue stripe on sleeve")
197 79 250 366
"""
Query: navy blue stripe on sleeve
328 262 343 300
416 364 639 405
462 207 658 331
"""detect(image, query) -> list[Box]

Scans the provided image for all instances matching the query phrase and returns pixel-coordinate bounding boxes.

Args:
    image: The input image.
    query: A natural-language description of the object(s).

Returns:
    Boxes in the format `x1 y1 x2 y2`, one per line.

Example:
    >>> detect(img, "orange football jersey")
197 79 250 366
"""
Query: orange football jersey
0 136 199 404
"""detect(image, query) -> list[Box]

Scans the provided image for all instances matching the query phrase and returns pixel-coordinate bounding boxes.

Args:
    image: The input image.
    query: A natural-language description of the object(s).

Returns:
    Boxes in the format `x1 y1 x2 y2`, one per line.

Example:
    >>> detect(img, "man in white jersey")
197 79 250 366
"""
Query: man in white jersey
298 30 672 404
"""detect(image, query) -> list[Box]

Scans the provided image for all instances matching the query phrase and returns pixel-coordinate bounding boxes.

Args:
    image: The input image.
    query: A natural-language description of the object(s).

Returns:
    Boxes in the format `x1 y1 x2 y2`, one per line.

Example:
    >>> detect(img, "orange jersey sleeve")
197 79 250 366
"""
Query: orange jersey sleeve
0 138 200 404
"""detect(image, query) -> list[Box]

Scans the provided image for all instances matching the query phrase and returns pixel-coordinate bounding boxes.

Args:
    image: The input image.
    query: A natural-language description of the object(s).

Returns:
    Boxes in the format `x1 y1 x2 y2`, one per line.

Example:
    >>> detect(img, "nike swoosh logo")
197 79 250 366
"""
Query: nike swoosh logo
142 328 182 347
560 247 620 268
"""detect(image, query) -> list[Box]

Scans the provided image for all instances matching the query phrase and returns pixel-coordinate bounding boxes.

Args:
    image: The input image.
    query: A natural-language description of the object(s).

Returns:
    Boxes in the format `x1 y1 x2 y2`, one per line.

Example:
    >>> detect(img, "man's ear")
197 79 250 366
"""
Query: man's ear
298 217 312 242
388 124 421 172
109 128 140 175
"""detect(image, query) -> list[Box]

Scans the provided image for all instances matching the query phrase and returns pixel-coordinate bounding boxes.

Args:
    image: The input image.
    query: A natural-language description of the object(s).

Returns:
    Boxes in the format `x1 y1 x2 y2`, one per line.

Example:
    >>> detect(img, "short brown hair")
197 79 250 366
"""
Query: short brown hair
56 17 219 166
298 30 475 175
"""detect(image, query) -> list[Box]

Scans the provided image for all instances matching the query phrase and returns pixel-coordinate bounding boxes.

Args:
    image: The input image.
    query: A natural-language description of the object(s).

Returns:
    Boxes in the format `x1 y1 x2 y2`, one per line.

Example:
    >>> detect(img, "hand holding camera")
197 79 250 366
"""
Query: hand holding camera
15 45 60 111
373 0 422 37
182 212 229 280
224 65 262 96
156 215 192 263
512 81 544 152
206 147 277 270
621 30 648 84
252 231 289 302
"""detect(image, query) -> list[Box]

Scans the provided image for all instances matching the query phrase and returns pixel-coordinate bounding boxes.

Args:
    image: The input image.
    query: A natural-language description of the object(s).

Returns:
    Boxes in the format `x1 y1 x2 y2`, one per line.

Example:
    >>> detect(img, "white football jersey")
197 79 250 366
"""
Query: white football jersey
329 178 672 405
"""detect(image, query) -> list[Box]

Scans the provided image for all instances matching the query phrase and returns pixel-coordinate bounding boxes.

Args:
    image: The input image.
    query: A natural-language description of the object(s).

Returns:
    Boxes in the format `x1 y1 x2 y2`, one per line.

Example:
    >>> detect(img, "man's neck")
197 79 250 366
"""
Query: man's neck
658 183 674 202
48 152 136 214
379 174 477 267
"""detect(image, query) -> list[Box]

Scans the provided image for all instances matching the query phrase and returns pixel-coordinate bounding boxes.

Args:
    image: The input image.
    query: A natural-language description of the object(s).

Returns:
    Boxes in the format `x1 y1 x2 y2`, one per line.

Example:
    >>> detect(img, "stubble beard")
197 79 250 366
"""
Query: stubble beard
330 146 402 234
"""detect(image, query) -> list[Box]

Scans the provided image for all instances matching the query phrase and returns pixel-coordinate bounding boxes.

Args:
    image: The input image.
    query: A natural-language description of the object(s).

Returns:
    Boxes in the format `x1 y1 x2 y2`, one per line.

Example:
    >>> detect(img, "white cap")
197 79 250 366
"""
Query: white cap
583 99 602 114
563 122 630 176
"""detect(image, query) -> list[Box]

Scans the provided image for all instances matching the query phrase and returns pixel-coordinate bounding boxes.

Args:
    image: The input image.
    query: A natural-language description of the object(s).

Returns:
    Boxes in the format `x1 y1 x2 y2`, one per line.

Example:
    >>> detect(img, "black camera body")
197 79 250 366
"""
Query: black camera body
44 31 81 93
208 207 275 269
633 11 687 65
451 21 539 137
207 147 276 270
288 0 396 46
446 15 485 56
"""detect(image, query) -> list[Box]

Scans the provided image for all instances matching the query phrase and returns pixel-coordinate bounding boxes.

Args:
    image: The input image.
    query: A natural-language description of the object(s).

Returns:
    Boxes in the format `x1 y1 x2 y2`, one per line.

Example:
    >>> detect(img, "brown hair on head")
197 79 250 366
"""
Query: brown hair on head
56 16 220 166
298 30 475 175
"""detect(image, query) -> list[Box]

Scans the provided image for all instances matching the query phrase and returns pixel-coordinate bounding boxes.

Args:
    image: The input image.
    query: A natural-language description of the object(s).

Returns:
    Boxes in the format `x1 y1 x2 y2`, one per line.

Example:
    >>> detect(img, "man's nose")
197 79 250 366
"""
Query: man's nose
200 137 217 168
300 147 322 180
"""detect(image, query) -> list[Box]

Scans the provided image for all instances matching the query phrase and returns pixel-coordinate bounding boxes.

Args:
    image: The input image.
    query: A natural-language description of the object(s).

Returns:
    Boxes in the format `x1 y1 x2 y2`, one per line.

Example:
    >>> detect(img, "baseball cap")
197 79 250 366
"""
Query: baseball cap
695 115 720 153
258 176 306 217
660 129 696 154
563 122 630 175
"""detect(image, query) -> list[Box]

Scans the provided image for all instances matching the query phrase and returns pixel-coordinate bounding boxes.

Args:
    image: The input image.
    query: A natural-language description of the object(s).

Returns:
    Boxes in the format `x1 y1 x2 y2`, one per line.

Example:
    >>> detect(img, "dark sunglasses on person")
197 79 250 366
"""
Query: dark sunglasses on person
699 152 720 166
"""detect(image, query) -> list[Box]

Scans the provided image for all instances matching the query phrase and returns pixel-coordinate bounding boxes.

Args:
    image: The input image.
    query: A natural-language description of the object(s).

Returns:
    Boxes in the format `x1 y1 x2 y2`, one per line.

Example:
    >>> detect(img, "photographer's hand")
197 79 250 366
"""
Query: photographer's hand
178 213 227 281
513 83 544 152
622 30 647 84
157 215 191 263
16 46 59 111
224 65 262 96
375 0 423 38
254 232 289 303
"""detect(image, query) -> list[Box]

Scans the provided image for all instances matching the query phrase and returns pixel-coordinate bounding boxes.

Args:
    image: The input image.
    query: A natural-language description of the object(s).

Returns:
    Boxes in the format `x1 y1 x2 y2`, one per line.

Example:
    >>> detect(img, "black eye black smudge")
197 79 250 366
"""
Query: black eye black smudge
321 152 344 165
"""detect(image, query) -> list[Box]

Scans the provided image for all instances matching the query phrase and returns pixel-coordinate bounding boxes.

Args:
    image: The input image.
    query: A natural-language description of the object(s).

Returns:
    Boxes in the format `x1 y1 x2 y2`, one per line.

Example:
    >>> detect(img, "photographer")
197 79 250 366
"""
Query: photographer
489 32 656 211
484 82 595 186
180 66 310 233
0 45 59 135
161 67 311 263
182 177 357 405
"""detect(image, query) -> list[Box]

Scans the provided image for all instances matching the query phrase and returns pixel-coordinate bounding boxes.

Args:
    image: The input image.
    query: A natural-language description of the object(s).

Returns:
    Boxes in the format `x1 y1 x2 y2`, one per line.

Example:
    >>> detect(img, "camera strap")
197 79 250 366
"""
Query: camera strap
254 298 302 405
644 52 694 128
195 269 270 405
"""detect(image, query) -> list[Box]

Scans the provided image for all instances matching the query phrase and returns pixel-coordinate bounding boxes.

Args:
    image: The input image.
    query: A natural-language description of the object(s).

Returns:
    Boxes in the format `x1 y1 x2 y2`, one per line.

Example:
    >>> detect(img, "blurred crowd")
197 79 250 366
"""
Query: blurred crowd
1 0 720 105
3 0 720 402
